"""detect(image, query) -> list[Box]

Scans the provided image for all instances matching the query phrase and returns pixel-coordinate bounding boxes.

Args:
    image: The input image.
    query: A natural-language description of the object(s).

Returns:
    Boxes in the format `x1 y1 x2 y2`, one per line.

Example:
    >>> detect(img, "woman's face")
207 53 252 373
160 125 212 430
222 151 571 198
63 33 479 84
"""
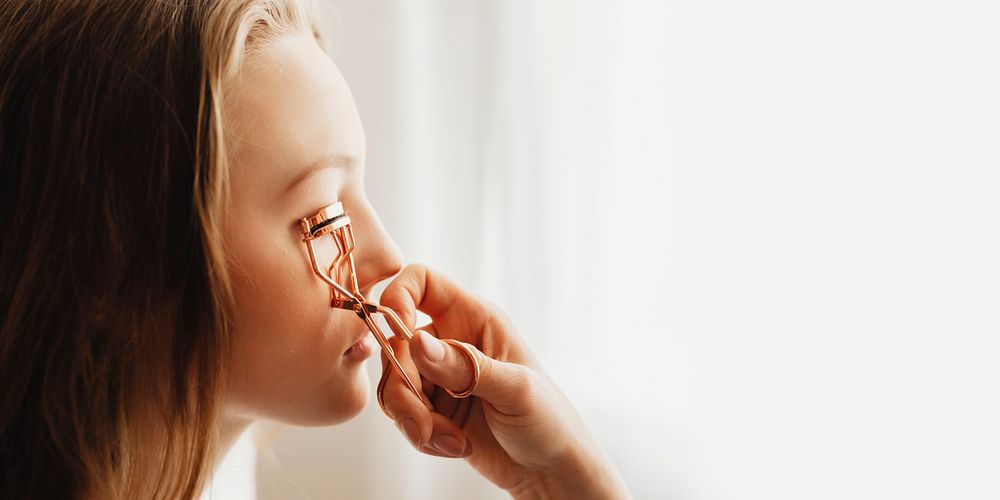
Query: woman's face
220 33 403 426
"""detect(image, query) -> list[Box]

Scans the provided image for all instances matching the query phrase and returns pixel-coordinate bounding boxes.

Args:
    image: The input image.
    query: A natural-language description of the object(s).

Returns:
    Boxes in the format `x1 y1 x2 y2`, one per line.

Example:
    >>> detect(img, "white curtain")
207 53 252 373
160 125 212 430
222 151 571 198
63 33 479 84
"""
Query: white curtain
213 0 1000 498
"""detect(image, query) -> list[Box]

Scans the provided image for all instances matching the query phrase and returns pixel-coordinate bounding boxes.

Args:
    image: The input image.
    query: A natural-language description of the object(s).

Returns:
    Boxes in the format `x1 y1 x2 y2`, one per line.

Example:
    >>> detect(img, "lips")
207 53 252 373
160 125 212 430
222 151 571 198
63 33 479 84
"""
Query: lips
344 330 370 354
343 334 375 361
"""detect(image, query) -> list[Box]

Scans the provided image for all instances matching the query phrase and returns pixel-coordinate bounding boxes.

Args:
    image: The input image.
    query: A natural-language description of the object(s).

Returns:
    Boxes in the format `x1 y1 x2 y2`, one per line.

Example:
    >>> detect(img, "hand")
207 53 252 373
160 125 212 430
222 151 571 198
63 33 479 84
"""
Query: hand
378 264 630 499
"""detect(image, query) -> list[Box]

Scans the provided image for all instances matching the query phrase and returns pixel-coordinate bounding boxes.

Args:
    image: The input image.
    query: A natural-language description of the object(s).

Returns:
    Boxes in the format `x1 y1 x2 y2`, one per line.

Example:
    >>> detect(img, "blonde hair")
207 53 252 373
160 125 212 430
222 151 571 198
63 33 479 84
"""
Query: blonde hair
0 1 310 498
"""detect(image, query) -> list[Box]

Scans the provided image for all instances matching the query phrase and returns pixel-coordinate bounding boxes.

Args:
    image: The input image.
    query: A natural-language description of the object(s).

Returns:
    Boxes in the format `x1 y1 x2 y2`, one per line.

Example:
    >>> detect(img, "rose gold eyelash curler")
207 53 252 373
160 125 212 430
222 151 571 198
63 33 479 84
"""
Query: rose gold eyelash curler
298 202 427 411
300 202 482 416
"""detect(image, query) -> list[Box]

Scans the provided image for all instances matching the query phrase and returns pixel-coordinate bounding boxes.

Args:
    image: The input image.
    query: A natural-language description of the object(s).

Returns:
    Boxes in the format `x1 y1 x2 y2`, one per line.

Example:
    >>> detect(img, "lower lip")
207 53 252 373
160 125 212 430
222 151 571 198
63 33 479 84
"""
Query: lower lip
344 336 375 361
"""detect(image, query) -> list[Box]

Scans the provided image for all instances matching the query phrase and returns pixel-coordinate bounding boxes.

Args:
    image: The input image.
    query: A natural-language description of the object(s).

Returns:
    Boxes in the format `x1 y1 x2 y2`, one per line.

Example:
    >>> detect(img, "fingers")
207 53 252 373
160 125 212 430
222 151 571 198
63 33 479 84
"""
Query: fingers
379 334 472 458
389 323 461 419
378 335 431 416
392 410 472 458
380 264 471 331
410 330 537 416
416 412 473 458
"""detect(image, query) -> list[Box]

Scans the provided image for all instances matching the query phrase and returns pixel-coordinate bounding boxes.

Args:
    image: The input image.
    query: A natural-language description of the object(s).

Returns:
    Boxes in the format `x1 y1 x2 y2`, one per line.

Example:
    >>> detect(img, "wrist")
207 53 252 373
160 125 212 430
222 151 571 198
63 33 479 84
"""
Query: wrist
508 445 630 500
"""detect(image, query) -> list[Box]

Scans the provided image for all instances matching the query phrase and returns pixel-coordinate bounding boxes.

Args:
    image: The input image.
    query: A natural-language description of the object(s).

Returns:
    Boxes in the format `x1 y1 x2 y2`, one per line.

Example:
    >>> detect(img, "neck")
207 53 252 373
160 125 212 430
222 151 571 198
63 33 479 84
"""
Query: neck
217 413 254 465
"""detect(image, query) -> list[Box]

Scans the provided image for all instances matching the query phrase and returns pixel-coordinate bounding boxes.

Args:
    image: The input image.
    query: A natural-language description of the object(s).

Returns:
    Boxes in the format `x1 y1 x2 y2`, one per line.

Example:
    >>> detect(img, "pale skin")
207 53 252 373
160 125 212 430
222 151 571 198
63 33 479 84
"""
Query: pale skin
219 32 630 499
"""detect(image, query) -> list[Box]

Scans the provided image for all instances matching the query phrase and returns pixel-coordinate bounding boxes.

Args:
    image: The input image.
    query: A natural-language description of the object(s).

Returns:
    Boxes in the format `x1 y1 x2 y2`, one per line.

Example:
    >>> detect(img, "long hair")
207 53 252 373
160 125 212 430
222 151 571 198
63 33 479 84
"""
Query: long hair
0 1 308 497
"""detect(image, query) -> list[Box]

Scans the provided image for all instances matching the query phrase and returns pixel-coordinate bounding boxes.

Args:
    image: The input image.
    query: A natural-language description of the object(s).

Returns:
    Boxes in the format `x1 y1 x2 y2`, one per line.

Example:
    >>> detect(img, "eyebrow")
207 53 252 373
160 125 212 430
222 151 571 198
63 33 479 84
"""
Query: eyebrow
284 153 356 195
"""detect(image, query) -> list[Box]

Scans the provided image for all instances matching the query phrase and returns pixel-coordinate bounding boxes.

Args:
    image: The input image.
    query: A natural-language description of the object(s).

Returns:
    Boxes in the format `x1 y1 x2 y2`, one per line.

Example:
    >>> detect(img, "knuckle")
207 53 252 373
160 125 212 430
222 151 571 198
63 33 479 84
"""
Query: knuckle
492 362 540 406
481 299 503 317
398 263 428 287
509 365 536 394
404 262 428 275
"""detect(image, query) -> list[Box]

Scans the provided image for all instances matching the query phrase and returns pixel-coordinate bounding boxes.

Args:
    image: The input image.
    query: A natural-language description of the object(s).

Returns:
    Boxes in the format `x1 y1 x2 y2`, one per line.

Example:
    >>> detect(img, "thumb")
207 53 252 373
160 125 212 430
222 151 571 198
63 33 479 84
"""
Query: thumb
410 330 534 414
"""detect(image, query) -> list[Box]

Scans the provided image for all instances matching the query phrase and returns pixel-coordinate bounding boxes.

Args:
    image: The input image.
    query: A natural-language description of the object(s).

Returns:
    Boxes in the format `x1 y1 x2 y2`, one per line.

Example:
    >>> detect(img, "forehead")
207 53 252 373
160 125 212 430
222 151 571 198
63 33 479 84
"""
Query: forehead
222 33 364 188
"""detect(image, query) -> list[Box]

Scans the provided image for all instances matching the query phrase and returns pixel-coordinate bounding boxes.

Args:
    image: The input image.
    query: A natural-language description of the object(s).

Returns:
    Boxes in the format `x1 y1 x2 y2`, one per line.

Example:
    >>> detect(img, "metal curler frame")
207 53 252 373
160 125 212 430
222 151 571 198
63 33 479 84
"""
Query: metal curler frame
299 202 428 412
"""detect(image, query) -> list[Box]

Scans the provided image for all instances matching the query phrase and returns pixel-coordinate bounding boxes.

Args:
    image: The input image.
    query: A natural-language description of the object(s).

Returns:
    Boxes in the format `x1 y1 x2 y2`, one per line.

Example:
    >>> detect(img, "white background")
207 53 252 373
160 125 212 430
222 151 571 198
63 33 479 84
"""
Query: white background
208 1 1000 498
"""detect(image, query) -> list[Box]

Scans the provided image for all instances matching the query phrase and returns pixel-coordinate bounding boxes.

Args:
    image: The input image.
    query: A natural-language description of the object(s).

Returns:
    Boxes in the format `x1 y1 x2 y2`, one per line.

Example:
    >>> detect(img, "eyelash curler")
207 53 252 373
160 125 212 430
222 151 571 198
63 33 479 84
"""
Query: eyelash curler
298 202 427 411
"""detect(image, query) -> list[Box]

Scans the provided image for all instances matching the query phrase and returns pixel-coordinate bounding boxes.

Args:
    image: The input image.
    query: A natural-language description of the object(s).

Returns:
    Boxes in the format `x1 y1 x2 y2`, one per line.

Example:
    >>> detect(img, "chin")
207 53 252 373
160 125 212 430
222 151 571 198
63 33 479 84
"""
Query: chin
301 363 372 426
330 378 370 424
226 359 373 427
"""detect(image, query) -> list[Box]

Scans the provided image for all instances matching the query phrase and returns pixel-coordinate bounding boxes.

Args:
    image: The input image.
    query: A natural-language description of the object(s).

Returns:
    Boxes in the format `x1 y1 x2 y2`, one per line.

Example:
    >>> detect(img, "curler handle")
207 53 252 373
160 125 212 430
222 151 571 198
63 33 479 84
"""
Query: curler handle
377 305 414 342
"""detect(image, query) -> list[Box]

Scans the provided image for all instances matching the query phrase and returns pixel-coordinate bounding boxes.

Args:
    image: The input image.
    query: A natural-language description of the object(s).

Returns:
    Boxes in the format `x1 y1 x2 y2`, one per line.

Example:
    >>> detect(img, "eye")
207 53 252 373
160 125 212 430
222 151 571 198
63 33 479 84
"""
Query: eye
299 202 349 238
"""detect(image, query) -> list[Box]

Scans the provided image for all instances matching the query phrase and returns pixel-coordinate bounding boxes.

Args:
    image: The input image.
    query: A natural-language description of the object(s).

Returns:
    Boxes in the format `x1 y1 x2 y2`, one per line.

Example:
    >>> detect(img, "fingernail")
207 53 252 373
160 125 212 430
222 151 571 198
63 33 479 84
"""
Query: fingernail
417 330 445 361
397 418 421 446
430 434 467 457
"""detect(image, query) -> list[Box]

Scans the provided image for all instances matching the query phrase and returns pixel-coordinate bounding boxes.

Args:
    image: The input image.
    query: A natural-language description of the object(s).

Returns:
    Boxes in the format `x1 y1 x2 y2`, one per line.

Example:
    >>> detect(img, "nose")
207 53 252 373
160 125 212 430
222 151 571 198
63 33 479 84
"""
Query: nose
348 196 404 293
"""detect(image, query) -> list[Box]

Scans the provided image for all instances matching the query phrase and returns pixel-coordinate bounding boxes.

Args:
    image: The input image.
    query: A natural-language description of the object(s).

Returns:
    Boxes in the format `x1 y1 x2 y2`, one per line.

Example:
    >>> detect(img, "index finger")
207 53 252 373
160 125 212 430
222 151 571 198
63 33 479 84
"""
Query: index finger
380 264 472 330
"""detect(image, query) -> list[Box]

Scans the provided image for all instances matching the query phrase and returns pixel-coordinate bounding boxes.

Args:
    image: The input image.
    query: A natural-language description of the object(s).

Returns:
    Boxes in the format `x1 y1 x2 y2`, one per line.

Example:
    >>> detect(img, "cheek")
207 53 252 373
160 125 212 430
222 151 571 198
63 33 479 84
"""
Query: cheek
229 233 323 338
222 232 371 425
